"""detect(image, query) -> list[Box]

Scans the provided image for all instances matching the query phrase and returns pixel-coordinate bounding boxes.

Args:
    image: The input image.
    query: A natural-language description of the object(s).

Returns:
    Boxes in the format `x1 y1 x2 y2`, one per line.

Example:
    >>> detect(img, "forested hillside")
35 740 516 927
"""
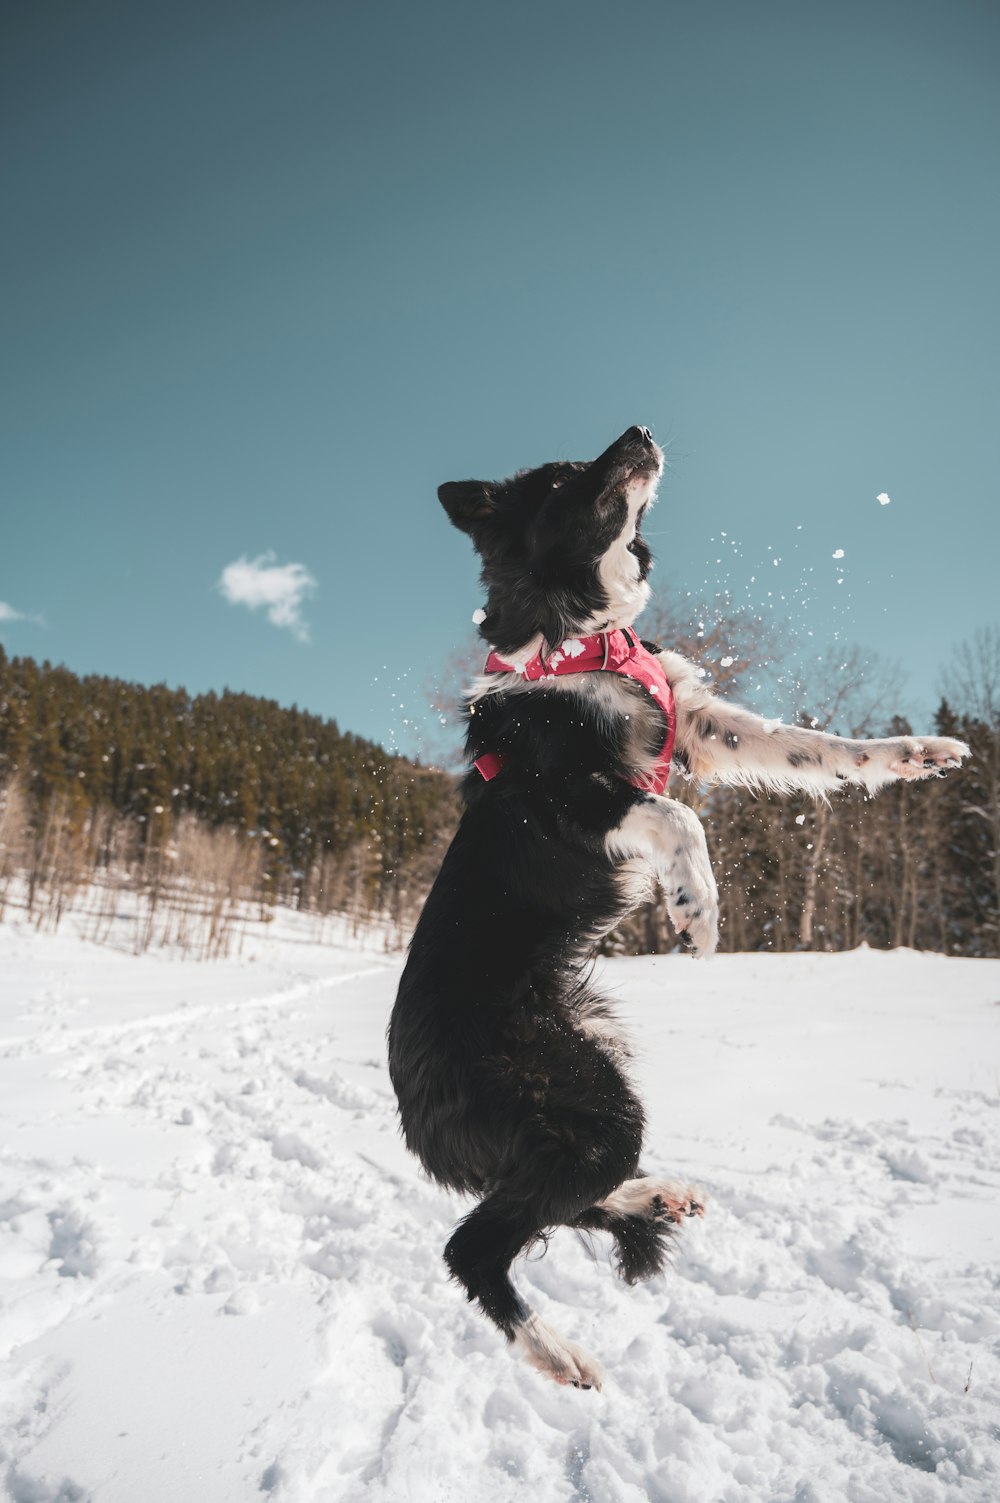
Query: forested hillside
0 648 458 949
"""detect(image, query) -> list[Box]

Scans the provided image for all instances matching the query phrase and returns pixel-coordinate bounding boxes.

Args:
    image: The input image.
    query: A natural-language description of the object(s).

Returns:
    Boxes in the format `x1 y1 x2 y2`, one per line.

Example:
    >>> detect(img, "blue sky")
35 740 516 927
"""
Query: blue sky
3 0 998 758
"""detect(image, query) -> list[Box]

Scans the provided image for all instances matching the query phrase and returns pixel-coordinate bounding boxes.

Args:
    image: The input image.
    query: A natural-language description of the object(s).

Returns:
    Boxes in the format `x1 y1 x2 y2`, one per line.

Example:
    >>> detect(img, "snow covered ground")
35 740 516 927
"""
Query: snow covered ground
1 908 998 1503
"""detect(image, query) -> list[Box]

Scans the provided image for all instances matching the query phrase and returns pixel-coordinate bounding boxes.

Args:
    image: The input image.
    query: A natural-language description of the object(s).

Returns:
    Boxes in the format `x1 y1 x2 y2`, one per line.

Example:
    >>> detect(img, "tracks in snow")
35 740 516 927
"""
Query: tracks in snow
1 942 999 1501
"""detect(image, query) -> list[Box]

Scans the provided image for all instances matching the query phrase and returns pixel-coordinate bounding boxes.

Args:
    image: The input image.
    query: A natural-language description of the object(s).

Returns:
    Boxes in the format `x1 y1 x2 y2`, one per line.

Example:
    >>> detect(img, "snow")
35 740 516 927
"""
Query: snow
1 911 999 1502
472 609 487 625
877 493 892 507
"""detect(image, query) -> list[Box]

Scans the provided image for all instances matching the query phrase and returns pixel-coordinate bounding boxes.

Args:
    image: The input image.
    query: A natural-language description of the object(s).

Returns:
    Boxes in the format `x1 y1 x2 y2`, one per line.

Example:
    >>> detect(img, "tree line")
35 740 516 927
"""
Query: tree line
0 647 457 952
1 622 996 958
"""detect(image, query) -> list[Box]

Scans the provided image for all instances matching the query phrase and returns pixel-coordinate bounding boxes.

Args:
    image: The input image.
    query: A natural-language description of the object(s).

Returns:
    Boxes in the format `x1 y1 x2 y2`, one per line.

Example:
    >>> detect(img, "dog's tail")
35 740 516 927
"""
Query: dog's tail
573 1203 676 1284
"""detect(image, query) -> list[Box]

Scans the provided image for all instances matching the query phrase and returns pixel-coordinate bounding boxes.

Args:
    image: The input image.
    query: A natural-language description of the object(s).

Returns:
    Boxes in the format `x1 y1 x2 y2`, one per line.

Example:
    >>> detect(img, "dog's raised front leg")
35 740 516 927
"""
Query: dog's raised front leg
606 795 719 957
658 650 970 796
679 700 970 795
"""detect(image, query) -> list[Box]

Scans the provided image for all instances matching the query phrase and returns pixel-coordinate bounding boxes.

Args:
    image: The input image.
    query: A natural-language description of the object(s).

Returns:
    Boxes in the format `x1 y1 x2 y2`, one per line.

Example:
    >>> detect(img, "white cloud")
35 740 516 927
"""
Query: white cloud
0 601 44 627
217 553 317 643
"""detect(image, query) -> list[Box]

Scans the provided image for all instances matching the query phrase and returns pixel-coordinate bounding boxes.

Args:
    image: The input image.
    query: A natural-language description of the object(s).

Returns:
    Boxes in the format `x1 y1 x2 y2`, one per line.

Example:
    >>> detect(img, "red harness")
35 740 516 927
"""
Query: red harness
473 627 676 795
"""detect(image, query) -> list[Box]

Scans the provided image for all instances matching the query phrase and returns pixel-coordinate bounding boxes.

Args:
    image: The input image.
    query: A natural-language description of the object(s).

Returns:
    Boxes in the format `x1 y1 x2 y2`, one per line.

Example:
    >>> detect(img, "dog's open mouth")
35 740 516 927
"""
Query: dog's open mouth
622 442 663 485
622 453 661 487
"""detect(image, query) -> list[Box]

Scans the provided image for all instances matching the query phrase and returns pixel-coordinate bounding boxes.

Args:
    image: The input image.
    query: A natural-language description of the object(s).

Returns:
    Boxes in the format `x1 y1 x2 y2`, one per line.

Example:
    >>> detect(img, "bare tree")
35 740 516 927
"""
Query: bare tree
945 628 1000 948
949 627 1000 724
0 780 30 921
778 645 903 950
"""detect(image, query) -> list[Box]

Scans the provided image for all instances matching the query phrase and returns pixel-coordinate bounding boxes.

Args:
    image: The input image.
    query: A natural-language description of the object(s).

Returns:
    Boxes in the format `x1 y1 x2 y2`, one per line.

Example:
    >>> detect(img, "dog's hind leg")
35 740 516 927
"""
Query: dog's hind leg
444 1192 604 1390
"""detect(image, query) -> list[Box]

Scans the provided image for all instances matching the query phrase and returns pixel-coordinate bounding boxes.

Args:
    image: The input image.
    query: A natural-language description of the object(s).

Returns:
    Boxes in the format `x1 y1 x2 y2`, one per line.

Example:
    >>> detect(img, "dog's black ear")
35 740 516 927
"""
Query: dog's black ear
438 480 497 535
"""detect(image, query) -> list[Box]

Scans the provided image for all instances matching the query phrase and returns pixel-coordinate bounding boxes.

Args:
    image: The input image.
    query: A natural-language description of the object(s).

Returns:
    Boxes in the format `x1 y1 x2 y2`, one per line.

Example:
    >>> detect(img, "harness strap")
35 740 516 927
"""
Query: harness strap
473 750 508 781
473 628 675 794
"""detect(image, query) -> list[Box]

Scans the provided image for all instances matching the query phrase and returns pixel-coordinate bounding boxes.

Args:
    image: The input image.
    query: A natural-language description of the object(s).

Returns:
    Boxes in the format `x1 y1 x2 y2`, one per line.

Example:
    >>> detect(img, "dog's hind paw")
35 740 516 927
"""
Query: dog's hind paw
650 1183 706 1223
512 1314 603 1392
602 1177 706 1224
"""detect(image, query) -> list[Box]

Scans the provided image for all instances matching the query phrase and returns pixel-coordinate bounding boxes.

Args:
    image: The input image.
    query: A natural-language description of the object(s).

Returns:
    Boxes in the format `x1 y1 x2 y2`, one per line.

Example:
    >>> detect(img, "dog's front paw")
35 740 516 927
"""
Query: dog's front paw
886 735 970 781
666 870 719 958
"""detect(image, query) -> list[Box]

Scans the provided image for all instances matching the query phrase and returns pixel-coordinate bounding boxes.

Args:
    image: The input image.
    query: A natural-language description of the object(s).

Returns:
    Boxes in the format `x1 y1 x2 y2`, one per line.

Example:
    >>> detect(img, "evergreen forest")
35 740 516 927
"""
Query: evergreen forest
0 647 457 952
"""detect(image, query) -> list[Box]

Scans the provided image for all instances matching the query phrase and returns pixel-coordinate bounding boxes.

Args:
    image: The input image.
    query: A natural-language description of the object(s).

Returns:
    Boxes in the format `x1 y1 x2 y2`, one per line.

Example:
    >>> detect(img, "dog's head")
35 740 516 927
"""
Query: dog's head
439 425 663 657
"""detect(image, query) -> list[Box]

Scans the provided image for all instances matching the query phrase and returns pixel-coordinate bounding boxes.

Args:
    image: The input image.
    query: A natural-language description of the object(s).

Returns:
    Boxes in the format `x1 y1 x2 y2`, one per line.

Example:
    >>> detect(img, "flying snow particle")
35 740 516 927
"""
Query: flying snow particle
795 814 806 826
720 656 735 668
876 492 891 506
832 549 844 559
471 608 487 624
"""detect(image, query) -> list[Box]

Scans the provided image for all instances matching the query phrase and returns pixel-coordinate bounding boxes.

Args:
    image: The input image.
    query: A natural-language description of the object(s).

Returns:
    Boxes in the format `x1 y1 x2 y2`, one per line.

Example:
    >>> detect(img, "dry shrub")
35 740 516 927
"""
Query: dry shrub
145 816 264 959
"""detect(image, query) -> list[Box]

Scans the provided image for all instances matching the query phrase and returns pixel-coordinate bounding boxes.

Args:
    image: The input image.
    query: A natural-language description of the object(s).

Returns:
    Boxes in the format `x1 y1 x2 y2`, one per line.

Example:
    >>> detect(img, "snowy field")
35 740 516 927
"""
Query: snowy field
1 909 998 1503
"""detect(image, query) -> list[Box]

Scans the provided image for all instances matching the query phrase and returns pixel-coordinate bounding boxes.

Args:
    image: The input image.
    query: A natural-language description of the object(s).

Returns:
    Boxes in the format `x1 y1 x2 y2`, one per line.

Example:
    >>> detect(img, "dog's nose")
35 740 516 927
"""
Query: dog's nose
608 425 658 465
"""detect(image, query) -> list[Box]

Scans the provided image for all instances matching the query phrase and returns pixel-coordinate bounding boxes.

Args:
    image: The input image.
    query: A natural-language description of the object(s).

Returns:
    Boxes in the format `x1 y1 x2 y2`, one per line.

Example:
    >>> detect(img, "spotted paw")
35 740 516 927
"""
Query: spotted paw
887 735 970 780
666 879 719 958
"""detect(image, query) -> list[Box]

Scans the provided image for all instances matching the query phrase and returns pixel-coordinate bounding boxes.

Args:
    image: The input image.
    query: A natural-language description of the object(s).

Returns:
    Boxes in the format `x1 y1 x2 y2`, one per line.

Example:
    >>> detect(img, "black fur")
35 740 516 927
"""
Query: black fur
437 427 657 656
387 427 679 1362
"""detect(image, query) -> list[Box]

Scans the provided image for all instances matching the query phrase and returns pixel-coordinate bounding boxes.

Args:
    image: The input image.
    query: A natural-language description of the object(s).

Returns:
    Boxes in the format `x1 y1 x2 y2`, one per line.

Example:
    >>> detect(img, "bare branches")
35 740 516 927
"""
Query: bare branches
643 596 787 700
947 627 1000 724
792 645 905 737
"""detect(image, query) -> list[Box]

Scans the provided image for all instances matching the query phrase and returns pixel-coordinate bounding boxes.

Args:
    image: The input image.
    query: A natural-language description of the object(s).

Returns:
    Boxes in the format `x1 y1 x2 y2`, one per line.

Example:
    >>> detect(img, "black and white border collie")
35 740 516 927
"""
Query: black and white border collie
388 425 969 1391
